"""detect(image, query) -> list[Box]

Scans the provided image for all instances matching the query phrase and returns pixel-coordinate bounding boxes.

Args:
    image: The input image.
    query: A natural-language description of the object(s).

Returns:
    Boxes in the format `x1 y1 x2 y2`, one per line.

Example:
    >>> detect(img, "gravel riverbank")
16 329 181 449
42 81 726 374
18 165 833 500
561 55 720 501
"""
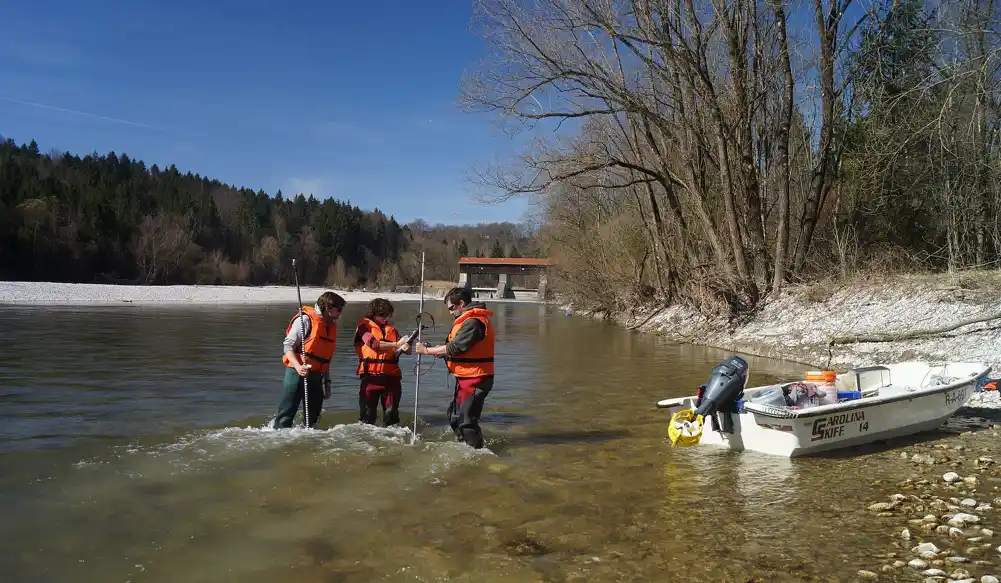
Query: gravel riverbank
599 271 1001 411
0 281 423 306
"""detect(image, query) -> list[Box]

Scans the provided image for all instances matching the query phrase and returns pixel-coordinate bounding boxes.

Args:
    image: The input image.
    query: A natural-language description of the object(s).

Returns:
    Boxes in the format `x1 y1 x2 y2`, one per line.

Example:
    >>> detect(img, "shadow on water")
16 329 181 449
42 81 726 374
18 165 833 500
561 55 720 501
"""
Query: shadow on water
479 411 537 425
502 428 631 446
404 410 537 432
484 428 633 457
957 405 1001 422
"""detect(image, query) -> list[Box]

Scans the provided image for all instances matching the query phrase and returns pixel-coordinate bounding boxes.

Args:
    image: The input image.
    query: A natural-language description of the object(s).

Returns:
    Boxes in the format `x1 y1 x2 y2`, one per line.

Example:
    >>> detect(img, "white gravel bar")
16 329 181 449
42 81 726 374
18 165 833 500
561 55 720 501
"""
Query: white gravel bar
0 281 424 306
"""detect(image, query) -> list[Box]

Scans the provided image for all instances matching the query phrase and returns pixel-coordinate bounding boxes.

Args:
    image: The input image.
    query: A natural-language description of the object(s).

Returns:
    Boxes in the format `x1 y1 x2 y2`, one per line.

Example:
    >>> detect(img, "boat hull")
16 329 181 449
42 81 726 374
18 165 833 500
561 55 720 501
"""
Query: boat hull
656 362 989 457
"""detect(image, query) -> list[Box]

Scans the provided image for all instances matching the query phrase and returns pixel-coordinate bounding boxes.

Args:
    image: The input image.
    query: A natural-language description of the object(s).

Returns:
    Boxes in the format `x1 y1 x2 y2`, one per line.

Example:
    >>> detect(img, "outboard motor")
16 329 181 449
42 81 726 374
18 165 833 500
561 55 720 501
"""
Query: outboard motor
694 355 748 434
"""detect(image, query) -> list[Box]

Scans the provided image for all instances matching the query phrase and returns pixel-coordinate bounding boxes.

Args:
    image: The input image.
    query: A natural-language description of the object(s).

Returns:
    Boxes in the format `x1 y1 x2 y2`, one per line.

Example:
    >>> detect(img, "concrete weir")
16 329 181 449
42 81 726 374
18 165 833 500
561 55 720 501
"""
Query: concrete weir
456 257 555 301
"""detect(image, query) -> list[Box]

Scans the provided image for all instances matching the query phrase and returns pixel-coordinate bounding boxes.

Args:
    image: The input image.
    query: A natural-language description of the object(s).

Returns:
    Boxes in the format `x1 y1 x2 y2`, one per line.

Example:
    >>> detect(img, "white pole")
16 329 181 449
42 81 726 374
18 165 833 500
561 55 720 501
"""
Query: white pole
292 258 311 429
411 252 425 444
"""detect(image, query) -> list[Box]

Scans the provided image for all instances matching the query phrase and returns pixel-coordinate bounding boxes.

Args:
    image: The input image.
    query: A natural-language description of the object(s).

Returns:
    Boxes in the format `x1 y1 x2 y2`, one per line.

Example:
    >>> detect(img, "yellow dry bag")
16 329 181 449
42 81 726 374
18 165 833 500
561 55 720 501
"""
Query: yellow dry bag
668 408 705 447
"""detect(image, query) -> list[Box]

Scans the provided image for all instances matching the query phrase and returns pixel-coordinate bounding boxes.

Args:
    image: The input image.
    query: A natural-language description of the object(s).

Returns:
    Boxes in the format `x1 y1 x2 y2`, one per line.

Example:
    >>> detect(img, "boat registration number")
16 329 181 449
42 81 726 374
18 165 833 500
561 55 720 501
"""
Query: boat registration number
944 386 970 406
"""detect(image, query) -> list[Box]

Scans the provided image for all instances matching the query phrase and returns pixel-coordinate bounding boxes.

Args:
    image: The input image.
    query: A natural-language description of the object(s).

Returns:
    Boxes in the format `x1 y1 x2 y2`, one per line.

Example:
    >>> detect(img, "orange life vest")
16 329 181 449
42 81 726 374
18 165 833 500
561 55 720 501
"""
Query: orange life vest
445 307 495 377
281 305 337 374
353 318 402 376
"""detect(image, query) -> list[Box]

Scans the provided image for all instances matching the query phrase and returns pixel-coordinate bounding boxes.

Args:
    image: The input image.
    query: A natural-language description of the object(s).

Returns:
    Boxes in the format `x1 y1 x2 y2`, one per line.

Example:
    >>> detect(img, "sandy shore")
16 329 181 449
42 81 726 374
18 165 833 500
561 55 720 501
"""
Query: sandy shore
0 281 425 306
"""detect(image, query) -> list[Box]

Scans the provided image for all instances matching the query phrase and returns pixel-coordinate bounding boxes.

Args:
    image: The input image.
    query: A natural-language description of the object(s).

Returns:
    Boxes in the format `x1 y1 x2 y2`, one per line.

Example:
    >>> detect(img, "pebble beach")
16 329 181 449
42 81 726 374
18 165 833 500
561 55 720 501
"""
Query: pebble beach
856 432 1001 582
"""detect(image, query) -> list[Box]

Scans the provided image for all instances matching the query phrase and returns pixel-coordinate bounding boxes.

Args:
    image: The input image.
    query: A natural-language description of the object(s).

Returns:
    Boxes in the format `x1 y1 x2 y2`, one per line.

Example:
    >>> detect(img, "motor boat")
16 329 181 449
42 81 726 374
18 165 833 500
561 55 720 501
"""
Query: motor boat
656 356 991 457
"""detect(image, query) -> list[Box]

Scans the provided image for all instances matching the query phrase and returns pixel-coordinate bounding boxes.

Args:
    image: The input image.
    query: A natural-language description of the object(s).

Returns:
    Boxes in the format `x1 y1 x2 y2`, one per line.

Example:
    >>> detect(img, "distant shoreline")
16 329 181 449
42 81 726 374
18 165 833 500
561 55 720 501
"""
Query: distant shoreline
0 281 425 306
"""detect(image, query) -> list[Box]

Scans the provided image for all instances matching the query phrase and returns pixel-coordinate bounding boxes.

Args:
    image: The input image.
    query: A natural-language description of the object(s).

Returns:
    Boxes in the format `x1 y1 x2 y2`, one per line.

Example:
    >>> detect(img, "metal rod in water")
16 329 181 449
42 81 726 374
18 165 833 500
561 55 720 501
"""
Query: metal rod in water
292 258 310 429
411 251 425 444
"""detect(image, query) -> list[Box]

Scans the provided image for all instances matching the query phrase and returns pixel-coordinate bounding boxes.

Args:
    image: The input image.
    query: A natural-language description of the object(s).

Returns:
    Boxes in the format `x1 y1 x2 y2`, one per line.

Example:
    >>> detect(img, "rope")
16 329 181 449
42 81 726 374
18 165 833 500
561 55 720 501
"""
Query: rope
407 311 438 377
401 308 449 442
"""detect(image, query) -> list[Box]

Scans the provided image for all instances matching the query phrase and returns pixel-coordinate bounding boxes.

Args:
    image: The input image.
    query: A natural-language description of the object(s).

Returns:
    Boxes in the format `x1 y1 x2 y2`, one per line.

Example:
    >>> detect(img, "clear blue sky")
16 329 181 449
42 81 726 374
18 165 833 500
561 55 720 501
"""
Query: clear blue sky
0 0 530 226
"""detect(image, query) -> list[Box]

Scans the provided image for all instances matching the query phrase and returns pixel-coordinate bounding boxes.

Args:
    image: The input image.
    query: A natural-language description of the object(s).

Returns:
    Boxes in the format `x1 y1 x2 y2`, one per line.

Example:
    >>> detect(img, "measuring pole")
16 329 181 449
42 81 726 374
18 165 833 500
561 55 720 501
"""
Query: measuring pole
411 252 425 444
292 258 310 429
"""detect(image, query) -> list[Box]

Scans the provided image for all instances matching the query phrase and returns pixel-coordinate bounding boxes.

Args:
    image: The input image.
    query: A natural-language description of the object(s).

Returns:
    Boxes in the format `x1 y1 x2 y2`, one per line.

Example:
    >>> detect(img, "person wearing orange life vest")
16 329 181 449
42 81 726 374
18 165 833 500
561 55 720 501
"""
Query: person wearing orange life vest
353 298 415 426
415 287 494 449
273 291 346 429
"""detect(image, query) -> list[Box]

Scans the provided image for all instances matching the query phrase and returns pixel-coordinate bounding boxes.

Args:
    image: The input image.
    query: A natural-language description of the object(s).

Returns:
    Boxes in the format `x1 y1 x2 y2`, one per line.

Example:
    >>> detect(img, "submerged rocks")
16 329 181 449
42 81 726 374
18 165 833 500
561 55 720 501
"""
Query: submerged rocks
860 440 1001 583
869 502 898 512
913 542 941 555
949 513 982 527
931 499 952 511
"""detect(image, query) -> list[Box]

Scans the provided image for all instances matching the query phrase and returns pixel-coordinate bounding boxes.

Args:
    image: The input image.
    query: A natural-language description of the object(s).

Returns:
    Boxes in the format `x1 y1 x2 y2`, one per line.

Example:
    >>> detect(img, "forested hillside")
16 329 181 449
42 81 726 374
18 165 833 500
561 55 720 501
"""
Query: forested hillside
0 137 537 288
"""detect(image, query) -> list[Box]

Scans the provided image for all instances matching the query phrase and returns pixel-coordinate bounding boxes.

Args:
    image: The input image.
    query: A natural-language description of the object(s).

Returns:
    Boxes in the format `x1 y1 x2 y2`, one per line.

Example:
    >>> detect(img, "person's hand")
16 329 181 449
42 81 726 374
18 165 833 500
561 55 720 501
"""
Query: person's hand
294 363 311 376
323 381 331 399
414 342 427 355
399 342 411 354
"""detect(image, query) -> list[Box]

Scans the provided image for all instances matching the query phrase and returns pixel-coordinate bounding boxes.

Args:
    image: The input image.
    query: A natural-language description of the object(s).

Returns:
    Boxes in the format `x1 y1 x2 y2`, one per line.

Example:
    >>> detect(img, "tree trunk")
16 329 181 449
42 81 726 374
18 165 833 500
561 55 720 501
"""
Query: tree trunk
772 0 794 294
792 0 842 274
725 1 769 288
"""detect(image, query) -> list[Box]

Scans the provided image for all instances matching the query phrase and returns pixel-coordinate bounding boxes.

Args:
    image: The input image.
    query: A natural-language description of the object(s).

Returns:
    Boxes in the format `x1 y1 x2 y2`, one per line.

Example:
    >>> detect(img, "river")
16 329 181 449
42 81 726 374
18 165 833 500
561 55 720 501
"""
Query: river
0 301 989 582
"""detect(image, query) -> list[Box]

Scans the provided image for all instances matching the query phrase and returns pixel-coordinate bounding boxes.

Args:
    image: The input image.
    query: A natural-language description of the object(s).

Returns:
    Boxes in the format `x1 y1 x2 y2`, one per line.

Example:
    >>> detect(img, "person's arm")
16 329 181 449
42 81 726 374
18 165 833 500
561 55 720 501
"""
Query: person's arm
361 330 408 353
419 319 484 357
283 315 311 373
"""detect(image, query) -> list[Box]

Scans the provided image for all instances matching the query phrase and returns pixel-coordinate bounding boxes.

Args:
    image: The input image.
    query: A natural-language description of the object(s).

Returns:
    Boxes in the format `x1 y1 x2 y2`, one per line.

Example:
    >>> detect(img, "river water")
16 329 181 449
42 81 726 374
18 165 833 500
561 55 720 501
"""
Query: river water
1 301 994 582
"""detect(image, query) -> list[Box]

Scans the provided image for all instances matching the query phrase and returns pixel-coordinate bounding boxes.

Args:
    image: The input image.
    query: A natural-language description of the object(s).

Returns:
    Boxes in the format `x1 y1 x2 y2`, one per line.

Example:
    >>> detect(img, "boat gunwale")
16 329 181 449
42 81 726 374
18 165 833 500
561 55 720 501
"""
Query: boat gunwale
743 367 991 419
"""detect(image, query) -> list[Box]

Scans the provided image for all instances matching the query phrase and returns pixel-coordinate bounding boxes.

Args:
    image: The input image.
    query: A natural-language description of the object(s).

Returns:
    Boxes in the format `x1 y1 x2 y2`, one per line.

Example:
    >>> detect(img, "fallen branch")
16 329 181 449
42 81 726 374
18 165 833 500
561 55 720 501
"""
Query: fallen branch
628 305 668 330
828 309 1001 346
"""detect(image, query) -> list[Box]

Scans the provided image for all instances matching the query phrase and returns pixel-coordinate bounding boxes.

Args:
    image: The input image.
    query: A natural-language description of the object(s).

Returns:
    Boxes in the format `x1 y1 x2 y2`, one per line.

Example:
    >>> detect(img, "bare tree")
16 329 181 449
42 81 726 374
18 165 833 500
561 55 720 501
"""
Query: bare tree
133 212 192 284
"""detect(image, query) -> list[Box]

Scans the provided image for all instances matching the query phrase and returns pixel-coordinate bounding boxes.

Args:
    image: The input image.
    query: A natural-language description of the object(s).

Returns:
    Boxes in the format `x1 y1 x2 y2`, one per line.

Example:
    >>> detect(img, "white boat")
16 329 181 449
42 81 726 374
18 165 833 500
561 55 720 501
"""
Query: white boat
656 359 992 458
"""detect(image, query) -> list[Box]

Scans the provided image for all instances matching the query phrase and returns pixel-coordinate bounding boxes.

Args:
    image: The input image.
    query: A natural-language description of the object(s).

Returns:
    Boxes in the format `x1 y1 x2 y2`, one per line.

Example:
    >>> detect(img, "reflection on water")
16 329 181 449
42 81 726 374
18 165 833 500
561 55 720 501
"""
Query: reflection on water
0 301 973 581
